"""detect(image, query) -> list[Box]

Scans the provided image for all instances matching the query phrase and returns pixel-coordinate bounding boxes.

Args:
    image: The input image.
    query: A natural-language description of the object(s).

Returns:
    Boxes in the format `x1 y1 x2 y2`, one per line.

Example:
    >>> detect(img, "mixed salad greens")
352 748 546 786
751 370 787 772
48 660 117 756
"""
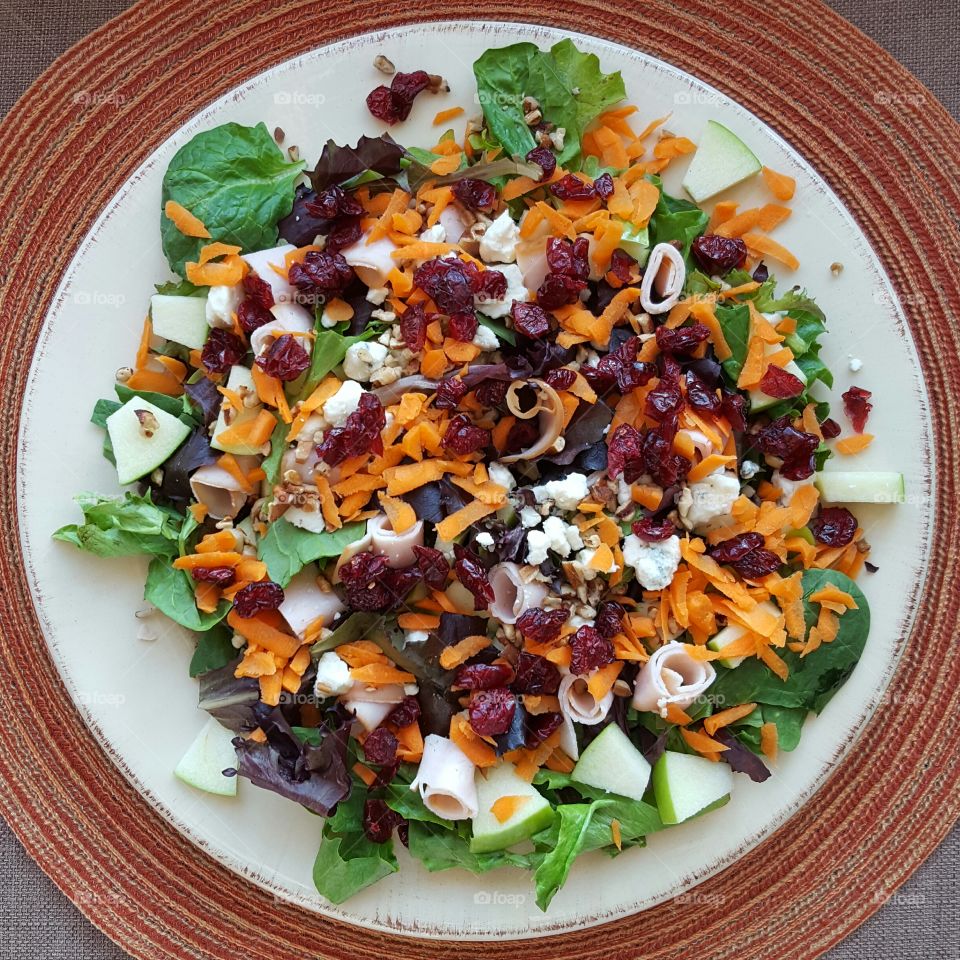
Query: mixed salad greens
55 39 904 911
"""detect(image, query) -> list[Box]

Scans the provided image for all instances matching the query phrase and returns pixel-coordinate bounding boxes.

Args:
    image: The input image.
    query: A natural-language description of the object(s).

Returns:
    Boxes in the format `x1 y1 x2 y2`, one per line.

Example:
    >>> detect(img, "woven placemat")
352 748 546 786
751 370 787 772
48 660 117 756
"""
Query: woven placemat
0 2 959 959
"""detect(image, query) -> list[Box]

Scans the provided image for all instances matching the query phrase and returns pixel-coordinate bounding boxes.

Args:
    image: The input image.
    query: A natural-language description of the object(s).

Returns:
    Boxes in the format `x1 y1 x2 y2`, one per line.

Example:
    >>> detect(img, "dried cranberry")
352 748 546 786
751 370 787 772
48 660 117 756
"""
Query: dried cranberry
732 548 782 579
608 248 636 284
546 237 590 281
366 70 431 124
366 85 400 124
363 727 399 765
820 417 842 439
645 375 684 420
288 250 354 299
536 273 586 309
632 515 676 542
511 301 552 339
569 625 615 676
452 177 497 211
453 544 494 610
607 423 644 479
232 580 285 618
469 687 516 736
525 146 556 182
758 364 805 399
595 601 625 638
810 507 858 547
324 217 363 255
243 274 275 309
448 311 479 342
655 323 710 357
191 567 234 585
256 334 311 381
443 414 490 455
691 235 748 275
201 329 246 375
237 299 273 335
842 386 873 433
434 376 468 409
414 257 478 314
516 608 569 645
550 174 596 201
525 711 564 746
411 545 449 590
473 269 507 302
504 418 540 454
339 552 421 611
474 378 508 406
641 425 691 487
721 392 747 432
400 303 429 352
511 651 562 695
362 798 404 844
752 261 769 283
545 367 577 391
752 415 819 481
386 696 421 728
453 662 514 691
710 532 766 564
685 371 721 414
305 185 365 221
593 172 614 199
317 392 386 466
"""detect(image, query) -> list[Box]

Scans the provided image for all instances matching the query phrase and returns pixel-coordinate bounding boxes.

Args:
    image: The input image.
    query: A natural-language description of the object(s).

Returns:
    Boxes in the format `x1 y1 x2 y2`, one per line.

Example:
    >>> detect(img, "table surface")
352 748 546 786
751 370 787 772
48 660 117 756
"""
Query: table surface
1 1 958 958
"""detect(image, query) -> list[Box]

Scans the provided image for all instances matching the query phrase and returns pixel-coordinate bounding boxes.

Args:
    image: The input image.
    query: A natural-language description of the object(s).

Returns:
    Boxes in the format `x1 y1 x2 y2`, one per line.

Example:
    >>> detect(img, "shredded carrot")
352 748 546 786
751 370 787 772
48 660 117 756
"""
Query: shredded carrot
227 610 300 659
653 136 696 159
350 662 417 685
715 208 763 239
687 454 736 483
450 714 498 767
835 434 874 455
429 152 462 175
737 337 767 389
756 203 792 233
164 200 210 238
173 550 243 570
378 493 418 534
808 585 858 609
491 795 531 824
198 241 242 264
185 255 246 286
439 635 492 670
434 499 498 541
759 722 779 761
610 819 623 851
709 201 738 232
761 166 796 202
704 702 757 736
742 232 800 271
433 106 464 126
397 613 441 631
680 727 729 755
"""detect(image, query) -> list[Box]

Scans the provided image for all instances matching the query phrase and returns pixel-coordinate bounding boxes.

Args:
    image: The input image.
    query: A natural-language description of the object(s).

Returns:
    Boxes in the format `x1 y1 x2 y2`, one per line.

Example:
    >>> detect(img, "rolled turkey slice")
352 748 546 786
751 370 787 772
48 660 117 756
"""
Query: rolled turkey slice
632 640 716 716
277 567 345 639
242 244 298 304
409 734 479 820
488 562 548 625
558 672 614 726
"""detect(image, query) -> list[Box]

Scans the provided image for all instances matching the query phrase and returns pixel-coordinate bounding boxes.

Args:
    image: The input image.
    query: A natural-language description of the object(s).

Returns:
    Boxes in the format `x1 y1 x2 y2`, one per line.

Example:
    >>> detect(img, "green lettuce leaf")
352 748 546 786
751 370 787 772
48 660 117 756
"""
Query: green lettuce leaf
647 176 709 260
53 492 183 559
406 820 536 875
188 624 236 677
473 39 625 169
257 518 367 586
161 121 306 277
144 558 230 631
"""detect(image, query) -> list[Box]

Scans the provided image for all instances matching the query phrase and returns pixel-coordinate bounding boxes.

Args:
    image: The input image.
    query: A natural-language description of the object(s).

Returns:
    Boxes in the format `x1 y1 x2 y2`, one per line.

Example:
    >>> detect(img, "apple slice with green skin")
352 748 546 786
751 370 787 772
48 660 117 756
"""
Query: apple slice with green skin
469 763 555 853
652 750 733 825
682 120 762 203
150 294 209 350
707 599 782 668
211 365 263 455
614 219 650 267
107 397 190 485
749 340 808 412
174 716 238 797
815 471 905 504
571 722 651 802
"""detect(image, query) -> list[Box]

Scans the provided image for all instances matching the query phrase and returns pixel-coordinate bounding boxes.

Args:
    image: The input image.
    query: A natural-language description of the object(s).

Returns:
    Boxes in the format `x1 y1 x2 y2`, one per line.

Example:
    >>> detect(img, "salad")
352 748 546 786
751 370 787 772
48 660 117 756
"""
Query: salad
55 39 905 911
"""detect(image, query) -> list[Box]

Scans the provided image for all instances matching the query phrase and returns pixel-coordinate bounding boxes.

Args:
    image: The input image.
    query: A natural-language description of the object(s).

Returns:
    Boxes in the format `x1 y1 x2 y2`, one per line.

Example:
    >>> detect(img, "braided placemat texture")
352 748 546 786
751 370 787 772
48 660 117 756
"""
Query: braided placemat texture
0 1 958 958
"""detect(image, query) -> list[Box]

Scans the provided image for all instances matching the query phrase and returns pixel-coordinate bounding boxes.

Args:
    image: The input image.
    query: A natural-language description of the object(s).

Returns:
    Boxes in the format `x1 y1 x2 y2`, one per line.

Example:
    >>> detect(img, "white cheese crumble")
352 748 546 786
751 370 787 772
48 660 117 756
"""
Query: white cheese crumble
204 284 242 328
677 471 741 532
342 340 389 382
314 652 352 698
533 472 590 512
405 630 430 645
848 356 863 372
475 263 529 320
475 532 495 549
740 460 760 480
472 323 500 352
366 286 389 305
322 379 365 428
488 462 516 492
419 223 446 244
520 506 543 528
526 516 583 564
771 469 814 505
479 210 520 264
622 534 682 591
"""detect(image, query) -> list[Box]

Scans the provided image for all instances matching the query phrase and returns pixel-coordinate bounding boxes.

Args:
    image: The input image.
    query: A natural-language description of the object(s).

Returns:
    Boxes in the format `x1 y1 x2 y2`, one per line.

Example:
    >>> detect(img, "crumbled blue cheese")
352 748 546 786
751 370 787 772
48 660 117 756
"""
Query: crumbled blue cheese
314 652 352 697
622 534 682 590
520 506 543 528
472 323 500 352
475 532 495 549
479 210 520 264
533 472 590 512
420 223 446 244
342 340 389 382
475 263 528 319
739 460 760 480
488 461 516 491
677 471 741 532
366 286 389 305
526 516 583 564
322 379 365 428
848 356 863 372
205 284 242 328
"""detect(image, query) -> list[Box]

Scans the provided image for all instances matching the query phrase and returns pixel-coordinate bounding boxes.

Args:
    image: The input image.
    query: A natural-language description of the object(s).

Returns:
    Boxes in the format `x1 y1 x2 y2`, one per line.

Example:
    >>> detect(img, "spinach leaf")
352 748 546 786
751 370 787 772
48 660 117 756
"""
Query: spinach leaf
473 39 625 169
161 122 306 277
53 491 183 559
257 518 367 586
477 313 517 347
647 176 709 260
384 782 459 827
144 558 230 631
406 820 535 874
312 785 399 904
300 327 377 398
709 569 870 712
715 303 751 381
261 419 290 486
154 279 206 297
115 383 198 425
90 398 122 428
734 704 807 753
533 801 610 910
188 624 236 677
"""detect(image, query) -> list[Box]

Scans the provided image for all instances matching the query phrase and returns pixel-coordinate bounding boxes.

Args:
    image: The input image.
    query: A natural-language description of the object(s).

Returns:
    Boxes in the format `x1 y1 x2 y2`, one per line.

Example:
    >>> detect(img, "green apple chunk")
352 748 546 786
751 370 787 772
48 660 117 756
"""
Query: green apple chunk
707 599 781 668
174 716 238 797
682 120 761 203
150 294 209 350
614 219 650 267
211 365 263 455
470 763 555 853
572 722 651 802
814 471 905 504
749 352 808 413
652 750 733 825
106 397 190 485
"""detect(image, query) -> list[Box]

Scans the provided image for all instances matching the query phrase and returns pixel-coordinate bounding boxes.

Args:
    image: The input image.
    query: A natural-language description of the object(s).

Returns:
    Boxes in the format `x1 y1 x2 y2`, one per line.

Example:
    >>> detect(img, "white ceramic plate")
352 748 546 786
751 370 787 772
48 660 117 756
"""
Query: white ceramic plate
18 20 932 940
